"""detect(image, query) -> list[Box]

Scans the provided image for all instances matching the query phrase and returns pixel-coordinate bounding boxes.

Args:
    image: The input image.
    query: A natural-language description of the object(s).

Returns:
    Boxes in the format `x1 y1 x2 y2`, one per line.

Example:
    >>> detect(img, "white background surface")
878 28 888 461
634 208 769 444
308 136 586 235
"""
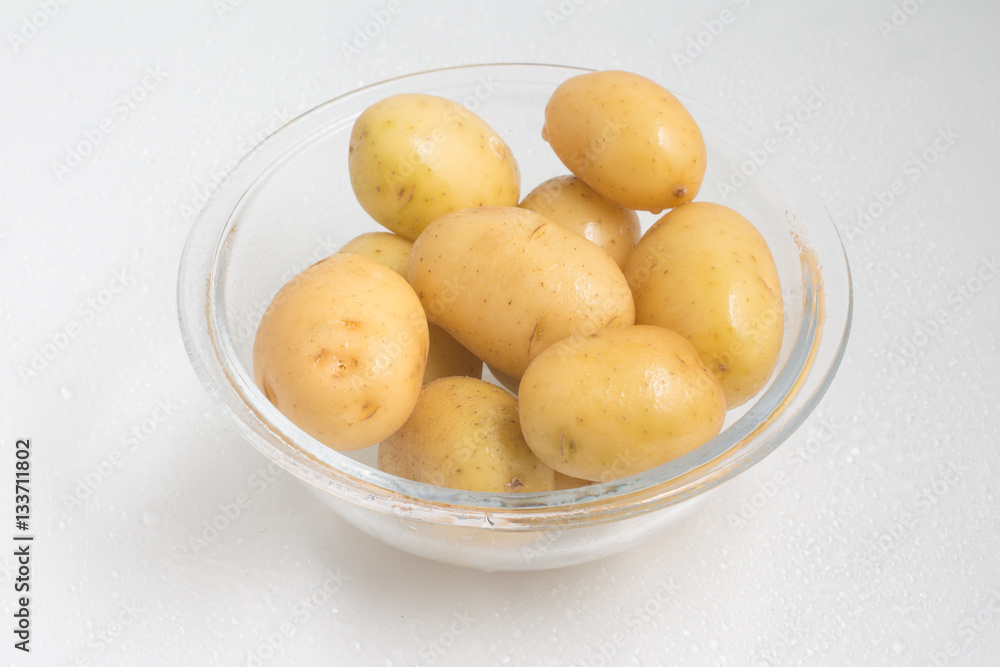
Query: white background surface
2 0 999 665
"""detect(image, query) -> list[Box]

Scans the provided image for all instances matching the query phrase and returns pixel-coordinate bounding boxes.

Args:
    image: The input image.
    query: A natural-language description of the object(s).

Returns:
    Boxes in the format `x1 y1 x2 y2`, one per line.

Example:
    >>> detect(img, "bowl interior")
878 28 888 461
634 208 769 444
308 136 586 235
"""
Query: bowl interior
181 64 851 520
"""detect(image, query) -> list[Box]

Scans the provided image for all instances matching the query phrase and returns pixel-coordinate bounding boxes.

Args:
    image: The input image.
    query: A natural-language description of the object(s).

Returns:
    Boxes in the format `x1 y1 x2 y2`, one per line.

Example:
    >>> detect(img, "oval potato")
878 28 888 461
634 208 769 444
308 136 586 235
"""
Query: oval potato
253 254 428 450
519 325 726 481
543 70 706 212
378 377 555 493
519 175 640 270
348 93 520 241
408 206 635 379
337 231 483 383
624 202 783 408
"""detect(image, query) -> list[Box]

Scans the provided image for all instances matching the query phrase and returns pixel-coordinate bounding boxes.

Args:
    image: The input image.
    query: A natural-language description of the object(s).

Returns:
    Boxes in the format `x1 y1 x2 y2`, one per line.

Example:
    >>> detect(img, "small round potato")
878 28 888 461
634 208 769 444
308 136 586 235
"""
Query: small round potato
543 70 706 213
348 93 521 241
378 377 555 493
337 232 483 383
253 253 428 450
519 175 641 270
519 325 726 482
408 206 635 379
624 202 783 408
337 231 413 276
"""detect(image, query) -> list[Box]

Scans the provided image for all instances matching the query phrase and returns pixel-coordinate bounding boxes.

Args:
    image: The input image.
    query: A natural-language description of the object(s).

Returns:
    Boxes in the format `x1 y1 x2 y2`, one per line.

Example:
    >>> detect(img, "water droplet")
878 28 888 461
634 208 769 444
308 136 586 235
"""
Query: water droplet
59 386 73 399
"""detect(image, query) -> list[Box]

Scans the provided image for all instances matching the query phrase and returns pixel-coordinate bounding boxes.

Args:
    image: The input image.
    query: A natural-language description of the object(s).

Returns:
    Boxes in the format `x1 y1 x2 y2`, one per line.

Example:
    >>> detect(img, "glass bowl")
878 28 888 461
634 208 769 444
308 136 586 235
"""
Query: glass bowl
177 64 852 571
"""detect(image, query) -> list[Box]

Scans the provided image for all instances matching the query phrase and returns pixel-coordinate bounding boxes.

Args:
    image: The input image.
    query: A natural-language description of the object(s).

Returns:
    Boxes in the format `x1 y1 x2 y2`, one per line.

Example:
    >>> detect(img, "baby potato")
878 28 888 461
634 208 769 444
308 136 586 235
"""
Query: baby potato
519 175 640 270
337 231 413 277
519 325 726 482
624 202 783 408
425 323 483 384
337 232 483 384
543 70 706 213
348 93 520 241
408 206 635 379
252 254 428 451
554 472 592 490
378 377 555 493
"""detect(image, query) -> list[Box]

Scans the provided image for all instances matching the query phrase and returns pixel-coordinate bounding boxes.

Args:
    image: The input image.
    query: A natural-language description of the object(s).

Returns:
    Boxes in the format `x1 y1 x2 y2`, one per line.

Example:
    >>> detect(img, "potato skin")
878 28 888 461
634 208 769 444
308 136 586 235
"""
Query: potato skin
378 377 555 493
518 325 726 482
348 93 520 241
624 202 783 408
337 232 483 384
519 175 640 270
252 254 428 450
337 232 413 277
543 70 706 213
407 206 635 379
425 323 483 384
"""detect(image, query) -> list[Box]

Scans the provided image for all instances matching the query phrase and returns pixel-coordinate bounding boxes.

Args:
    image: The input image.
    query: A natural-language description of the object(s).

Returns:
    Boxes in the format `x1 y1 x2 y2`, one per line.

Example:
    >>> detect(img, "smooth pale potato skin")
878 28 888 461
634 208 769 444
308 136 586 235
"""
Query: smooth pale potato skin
337 232 413 277
348 93 520 241
252 254 428 450
543 70 706 213
407 206 635 379
624 202 783 408
337 232 483 383
518 325 726 482
519 175 640 270
425 323 483 383
378 377 555 493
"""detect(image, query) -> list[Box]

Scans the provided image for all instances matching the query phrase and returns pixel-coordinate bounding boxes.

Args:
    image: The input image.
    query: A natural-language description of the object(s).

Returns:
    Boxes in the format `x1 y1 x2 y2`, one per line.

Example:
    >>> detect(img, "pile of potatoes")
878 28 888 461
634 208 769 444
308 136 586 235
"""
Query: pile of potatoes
252 70 783 492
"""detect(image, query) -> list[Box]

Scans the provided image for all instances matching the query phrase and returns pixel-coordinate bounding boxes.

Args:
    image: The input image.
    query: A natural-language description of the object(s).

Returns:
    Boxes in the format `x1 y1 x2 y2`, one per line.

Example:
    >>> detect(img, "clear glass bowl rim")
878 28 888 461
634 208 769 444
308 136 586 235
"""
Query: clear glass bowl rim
177 62 853 532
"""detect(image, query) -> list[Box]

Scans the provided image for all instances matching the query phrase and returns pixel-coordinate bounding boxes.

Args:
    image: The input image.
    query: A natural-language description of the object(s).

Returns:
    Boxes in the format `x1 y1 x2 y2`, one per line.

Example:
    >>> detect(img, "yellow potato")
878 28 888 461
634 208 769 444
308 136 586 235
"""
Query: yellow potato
624 202 783 408
378 377 555 493
543 70 706 213
408 206 635 379
337 232 412 277
252 254 428 450
337 232 483 383
348 93 520 241
425 323 483 384
519 175 640 270
554 472 592 490
519 325 726 482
